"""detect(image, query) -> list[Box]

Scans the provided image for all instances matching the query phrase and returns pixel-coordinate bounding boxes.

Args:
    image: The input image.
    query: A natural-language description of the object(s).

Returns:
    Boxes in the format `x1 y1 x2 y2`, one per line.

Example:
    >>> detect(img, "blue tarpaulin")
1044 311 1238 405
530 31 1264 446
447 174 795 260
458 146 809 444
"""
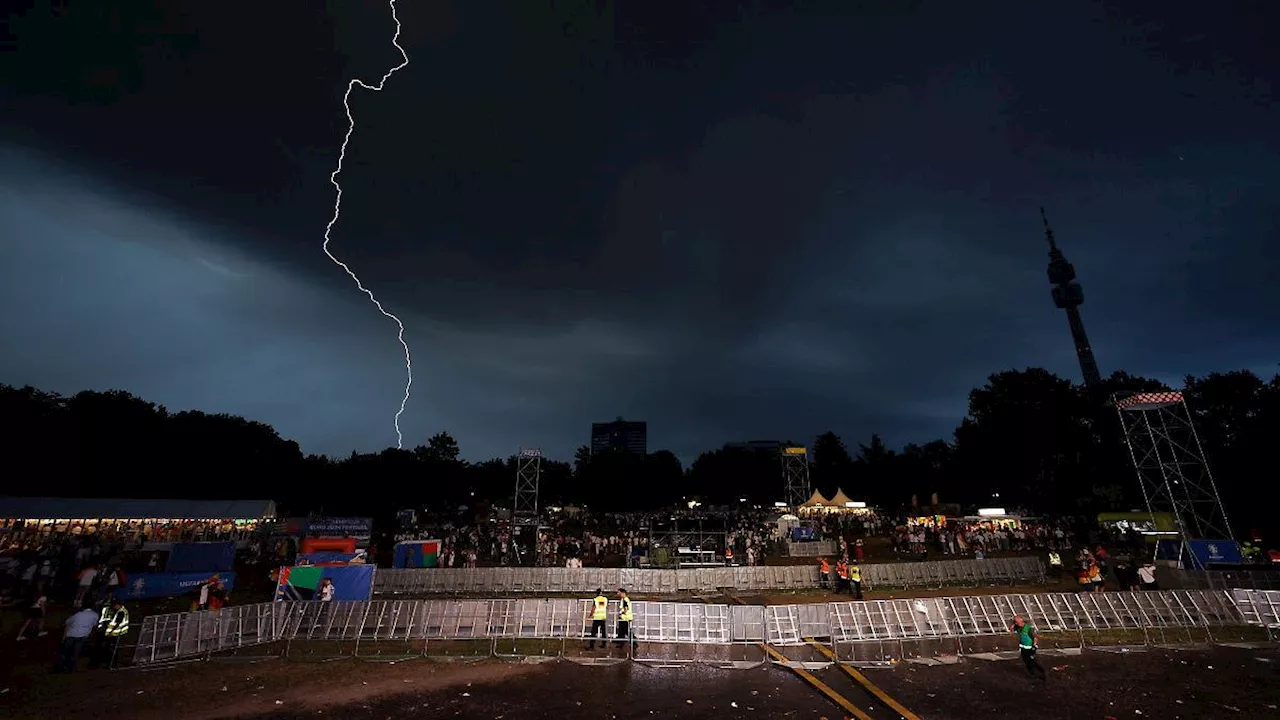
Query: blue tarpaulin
115 571 237 601
166 542 235 573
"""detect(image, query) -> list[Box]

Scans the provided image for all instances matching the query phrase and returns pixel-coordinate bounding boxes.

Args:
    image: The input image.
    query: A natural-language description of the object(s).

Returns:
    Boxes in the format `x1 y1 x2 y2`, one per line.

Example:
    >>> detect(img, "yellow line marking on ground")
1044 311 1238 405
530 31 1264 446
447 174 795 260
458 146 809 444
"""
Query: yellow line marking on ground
715 593 872 719
807 639 922 720
761 644 876 720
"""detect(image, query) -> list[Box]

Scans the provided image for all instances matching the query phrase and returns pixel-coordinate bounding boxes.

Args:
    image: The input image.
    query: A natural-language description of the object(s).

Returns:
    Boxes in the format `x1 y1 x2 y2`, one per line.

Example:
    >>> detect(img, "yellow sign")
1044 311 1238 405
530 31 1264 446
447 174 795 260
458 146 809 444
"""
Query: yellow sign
783 447 807 455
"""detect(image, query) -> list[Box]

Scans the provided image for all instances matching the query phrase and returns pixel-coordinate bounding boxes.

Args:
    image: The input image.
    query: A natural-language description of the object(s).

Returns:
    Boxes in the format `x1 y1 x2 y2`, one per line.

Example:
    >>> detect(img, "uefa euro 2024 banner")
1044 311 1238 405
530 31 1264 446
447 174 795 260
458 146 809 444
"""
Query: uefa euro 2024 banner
115 571 237 601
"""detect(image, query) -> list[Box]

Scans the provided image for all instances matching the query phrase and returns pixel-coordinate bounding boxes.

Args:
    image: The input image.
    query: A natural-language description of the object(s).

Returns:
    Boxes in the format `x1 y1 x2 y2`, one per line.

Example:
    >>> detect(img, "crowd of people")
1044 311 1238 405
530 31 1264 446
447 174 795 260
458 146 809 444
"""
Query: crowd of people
393 508 790 568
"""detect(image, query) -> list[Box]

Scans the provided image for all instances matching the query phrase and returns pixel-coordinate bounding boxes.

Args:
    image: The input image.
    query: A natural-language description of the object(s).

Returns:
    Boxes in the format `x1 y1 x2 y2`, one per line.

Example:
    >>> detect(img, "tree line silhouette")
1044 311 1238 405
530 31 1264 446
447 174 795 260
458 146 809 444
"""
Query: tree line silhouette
2 366 1277 537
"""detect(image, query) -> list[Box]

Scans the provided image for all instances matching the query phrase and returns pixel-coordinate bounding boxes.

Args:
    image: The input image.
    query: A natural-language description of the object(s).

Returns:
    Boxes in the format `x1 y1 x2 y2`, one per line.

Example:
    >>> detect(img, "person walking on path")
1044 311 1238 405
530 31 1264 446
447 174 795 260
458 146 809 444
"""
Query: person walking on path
53 605 98 673
1012 615 1046 681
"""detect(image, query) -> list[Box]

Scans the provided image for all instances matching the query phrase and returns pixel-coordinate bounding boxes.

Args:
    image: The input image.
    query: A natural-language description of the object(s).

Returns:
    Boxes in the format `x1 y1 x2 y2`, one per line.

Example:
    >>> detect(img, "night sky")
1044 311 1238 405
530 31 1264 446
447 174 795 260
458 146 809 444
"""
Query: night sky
2 1 1277 463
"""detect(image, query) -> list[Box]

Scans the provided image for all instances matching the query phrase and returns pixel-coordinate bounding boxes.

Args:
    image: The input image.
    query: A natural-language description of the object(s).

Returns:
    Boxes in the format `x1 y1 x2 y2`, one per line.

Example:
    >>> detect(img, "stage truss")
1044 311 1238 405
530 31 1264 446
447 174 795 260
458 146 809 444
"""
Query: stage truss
1113 391 1233 568
781 446 812 508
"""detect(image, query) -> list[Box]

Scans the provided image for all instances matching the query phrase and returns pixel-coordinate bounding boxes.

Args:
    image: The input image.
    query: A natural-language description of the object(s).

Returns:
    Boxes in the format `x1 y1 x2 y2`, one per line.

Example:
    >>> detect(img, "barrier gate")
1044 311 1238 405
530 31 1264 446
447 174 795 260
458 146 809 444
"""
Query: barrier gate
132 588 1278 666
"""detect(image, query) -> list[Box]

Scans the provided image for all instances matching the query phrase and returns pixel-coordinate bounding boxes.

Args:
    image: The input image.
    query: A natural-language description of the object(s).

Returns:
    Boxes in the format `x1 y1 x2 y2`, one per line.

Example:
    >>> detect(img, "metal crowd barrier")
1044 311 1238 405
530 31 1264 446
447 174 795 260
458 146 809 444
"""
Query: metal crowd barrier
1172 568 1280 591
787 540 837 557
1231 589 1280 628
133 587 1274 666
372 557 1045 595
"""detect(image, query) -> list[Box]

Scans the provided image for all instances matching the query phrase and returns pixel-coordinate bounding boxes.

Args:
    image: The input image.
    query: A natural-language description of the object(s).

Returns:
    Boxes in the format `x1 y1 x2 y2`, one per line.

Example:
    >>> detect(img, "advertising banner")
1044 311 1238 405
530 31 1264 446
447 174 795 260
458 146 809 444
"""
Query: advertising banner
393 540 441 568
115 571 237 601
274 564 375 602
166 542 236 573
306 517 373 538
296 551 366 566
789 527 817 542
1187 539 1243 566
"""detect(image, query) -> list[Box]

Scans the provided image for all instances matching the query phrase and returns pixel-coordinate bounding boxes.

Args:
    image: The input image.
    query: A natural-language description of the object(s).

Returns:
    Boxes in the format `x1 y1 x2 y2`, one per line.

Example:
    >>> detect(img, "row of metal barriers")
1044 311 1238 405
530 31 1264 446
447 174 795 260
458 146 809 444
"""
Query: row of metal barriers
131 588 1280 666
372 556 1046 594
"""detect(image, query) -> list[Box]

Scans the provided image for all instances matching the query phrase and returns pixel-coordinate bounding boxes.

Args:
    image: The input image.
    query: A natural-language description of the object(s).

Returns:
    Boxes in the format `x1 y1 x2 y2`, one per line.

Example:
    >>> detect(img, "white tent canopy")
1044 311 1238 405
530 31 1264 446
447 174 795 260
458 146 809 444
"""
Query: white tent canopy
829 488 855 507
800 490 830 508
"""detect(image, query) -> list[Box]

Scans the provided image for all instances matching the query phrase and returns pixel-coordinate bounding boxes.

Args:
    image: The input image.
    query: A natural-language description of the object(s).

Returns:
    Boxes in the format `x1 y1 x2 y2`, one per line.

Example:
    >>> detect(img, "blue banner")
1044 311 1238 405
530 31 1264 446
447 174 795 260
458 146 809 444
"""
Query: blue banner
1188 539 1243 566
115 571 237 601
790 527 816 541
393 540 440 568
274 564 374 602
167 542 236 573
306 517 373 537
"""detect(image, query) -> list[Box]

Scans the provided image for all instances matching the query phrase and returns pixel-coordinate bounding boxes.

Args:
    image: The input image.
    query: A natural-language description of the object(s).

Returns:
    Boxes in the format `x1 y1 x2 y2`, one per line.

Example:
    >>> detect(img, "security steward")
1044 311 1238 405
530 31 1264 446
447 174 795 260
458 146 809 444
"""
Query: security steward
586 588 609 650
614 588 636 650
93 598 130 669
1047 550 1063 579
835 559 850 594
819 557 831 588
849 560 864 600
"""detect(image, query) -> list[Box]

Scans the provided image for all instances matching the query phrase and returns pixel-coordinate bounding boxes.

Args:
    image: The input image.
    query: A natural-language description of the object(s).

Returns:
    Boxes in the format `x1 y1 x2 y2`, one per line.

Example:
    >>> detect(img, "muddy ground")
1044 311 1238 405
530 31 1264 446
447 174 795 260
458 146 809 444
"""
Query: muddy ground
3 644 1277 719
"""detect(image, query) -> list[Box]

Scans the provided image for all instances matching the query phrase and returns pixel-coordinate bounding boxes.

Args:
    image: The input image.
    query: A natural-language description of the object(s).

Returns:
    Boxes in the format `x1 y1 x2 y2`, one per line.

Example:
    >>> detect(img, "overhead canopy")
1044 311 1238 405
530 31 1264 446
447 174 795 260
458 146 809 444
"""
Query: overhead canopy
829 489 855 507
0 497 277 521
800 490 830 508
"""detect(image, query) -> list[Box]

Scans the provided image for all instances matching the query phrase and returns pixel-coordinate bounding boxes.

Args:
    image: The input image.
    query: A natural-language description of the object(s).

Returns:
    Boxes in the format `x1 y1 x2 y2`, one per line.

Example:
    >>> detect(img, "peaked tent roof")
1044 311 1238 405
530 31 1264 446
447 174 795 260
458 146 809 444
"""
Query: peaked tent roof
829 489 855 507
800 490 830 507
0 497 277 521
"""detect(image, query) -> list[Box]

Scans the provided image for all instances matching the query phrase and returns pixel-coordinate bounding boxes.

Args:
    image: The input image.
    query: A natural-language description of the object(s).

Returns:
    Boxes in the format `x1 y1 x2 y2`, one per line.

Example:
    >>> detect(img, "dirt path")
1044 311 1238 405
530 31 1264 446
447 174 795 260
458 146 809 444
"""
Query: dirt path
0 657 543 720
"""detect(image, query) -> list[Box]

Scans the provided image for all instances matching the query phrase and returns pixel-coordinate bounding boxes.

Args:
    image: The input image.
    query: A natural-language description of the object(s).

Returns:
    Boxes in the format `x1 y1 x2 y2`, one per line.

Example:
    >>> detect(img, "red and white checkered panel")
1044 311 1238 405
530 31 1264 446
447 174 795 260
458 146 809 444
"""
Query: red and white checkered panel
1115 391 1183 411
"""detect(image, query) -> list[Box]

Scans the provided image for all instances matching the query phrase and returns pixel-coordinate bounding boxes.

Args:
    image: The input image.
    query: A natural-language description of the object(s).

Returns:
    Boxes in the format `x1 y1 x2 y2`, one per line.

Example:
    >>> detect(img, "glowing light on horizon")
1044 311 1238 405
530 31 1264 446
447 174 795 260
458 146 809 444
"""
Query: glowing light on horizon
322 0 412 448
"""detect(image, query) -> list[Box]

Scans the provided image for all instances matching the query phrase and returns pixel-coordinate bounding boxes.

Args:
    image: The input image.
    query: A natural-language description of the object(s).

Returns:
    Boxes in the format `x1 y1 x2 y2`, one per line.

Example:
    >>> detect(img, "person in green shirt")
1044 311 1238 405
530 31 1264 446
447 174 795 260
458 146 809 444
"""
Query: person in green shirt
1012 616 1046 680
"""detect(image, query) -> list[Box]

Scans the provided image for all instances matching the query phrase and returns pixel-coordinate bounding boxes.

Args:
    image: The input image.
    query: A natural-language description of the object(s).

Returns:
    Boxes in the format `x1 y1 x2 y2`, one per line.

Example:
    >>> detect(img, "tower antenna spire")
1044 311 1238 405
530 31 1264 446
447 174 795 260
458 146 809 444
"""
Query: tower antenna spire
1040 207 1057 250
1041 208 1102 387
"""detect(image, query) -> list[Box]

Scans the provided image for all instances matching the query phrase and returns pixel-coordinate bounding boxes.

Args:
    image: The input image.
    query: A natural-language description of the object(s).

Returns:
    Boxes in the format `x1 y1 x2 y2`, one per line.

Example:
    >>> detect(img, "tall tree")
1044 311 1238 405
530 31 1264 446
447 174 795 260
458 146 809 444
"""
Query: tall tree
424 431 462 464
811 431 854 497
953 369 1089 511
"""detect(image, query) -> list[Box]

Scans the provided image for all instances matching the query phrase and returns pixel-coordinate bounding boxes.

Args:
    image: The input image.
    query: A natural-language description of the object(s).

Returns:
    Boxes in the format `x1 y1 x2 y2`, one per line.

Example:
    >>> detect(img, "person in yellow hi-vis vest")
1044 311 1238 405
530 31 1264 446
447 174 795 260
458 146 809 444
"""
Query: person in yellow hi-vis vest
93 598 130 669
849 561 864 600
614 588 636 650
586 588 609 650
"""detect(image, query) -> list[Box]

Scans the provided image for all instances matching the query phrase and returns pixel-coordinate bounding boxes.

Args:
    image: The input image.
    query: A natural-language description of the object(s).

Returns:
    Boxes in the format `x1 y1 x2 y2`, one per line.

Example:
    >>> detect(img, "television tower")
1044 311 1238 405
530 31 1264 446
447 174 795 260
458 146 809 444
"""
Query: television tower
1042 208 1102 387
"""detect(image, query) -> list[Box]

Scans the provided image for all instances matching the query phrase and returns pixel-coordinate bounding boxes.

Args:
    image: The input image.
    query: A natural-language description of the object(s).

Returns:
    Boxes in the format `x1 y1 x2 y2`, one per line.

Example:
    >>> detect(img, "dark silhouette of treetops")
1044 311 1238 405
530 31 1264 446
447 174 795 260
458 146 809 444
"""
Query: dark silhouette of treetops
1 365 1276 536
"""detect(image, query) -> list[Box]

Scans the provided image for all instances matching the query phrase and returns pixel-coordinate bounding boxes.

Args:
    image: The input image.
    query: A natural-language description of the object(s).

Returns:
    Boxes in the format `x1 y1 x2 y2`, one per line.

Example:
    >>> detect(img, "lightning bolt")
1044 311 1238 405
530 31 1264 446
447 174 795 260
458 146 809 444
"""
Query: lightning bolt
323 0 412 448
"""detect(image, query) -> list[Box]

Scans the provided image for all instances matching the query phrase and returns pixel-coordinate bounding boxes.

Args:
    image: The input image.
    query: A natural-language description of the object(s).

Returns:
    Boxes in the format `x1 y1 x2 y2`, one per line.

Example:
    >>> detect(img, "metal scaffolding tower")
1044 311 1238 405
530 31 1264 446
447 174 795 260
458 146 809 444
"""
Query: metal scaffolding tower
505 447 543 566
1113 391 1234 569
513 447 542 519
781 446 812 508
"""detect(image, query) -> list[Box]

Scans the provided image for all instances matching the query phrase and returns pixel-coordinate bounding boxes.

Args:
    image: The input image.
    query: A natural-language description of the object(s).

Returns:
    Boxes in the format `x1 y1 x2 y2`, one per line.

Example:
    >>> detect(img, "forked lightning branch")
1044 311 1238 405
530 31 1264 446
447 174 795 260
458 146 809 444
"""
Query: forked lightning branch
322 0 413 448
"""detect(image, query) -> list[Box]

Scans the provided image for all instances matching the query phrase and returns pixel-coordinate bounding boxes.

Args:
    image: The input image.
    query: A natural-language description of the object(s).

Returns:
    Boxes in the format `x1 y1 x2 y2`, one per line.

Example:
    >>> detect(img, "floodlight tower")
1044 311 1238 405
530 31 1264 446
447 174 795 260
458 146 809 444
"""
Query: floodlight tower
1042 209 1103 387
1113 391 1234 569
781 446 812 507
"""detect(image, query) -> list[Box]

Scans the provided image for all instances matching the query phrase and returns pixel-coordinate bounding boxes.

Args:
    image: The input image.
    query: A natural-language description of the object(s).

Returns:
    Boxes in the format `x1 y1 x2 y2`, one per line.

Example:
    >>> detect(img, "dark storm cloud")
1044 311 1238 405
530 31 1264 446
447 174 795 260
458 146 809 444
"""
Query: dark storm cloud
3 1 1278 463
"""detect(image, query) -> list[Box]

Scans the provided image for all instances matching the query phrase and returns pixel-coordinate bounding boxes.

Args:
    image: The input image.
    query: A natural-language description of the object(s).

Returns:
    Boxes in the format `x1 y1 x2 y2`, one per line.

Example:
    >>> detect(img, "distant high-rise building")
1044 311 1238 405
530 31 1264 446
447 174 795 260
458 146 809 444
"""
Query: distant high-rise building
1041 208 1102 387
591 417 648 456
